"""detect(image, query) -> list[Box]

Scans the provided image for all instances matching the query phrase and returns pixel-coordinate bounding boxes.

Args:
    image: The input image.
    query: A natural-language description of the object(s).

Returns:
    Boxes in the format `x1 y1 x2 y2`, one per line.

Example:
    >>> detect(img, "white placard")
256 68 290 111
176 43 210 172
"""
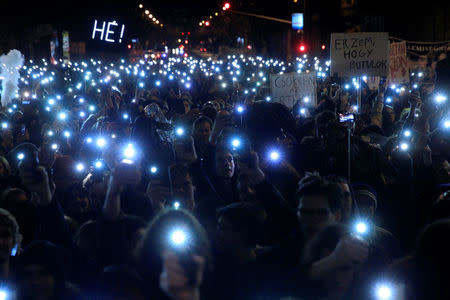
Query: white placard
330 32 389 77
270 72 317 108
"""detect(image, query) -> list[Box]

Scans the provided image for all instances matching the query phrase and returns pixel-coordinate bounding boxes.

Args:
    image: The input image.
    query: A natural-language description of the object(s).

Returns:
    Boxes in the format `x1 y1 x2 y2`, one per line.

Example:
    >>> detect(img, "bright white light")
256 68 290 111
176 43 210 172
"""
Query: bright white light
231 138 241 148
355 222 368 234
404 130 411 137
94 160 103 169
266 96 271 101
300 108 306 115
176 127 184 136
376 285 392 299
173 201 180 209
353 105 358 111
139 82 144 88
47 130 54 136
63 131 71 138
386 97 392 103
1 122 7 129
418 72 423 77
89 105 95 112
96 138 106 148
170 230 186 245
79 111 86 118
123 144 136 158
400 143 409 151
76 163 85 172
58 112 67 120
121 159 134 165
17 153 25 160
435 94 447 103
269 150 280 161
237 105 244 113
123 113 129 119
51 143 58 150
0 289 8 300
444 120 450 129
86 137 93 143
150 166 158 174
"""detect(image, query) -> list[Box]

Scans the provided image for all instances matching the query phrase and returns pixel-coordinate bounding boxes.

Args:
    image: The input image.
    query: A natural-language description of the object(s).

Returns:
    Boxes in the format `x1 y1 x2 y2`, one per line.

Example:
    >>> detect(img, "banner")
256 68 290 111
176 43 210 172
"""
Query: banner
62 31 70 63
270 72 317 108
330 32 389 77
405 42 450 53
49 30 59 65
388 41 409 84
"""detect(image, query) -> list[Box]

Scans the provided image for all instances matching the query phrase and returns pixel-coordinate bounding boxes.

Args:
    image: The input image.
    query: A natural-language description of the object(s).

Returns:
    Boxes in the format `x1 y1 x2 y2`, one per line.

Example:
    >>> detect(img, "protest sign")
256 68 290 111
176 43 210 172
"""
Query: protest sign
270 72 317 108
331 32 389 77
389 41 409 84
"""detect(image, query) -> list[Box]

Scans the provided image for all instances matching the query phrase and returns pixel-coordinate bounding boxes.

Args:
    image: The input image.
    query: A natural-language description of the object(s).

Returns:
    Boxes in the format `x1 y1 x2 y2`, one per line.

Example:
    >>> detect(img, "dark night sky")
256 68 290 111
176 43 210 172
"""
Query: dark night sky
1 0 443 30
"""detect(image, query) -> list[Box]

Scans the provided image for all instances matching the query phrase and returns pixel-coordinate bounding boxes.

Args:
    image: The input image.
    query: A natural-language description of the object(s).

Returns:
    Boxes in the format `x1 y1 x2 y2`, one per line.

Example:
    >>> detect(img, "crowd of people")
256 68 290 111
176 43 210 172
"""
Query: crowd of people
0 51 449 300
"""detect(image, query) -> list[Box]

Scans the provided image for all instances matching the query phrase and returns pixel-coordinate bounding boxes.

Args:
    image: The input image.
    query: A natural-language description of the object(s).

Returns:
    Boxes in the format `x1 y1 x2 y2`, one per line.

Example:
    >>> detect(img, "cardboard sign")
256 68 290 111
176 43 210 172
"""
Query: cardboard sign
331 32 389 77
270 72 317 108
388 41 409 84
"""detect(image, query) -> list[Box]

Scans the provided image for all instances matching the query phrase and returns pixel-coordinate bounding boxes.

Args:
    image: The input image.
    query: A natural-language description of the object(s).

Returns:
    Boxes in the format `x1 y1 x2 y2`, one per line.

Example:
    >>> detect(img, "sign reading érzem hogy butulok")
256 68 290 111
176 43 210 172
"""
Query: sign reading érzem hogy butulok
270 72 317 108
330 32 390 77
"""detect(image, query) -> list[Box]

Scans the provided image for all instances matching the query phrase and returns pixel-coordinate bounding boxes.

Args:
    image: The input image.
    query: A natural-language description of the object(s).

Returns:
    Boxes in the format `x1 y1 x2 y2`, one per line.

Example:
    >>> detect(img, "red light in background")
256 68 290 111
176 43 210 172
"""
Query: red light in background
224 2 230 9
188 32 191 35
127 44 132 49
181 32 184 35
185 40 189 44
205 21 210 26
184 53 188 57
321 44 326 50
299 44 306 52
247 45 252 50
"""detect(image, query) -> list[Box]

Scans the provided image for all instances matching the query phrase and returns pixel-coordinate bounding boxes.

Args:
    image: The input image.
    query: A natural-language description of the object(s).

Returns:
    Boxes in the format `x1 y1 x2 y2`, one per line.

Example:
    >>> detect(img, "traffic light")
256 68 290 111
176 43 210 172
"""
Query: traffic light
321 44 326 50
223 2 231 10
205 21 210 26
298 44 306 52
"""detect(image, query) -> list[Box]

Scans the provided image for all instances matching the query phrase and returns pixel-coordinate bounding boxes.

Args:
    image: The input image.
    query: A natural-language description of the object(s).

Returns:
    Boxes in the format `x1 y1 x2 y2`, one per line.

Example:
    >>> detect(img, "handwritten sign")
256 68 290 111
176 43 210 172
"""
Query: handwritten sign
330 32 389 77
270 72 317 108
92 20 125 43
388 41 409 84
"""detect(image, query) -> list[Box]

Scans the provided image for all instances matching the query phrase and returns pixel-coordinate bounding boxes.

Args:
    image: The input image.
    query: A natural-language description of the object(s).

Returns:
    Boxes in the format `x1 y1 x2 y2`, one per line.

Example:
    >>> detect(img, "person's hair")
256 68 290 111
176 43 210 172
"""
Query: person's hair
0 208 22 247
0 156 11 175
296 176 343 212
324 174 348 185
413 219 450 268
0 188 27 212
134 209 210 281
192 116 213 135
216 202 264 246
